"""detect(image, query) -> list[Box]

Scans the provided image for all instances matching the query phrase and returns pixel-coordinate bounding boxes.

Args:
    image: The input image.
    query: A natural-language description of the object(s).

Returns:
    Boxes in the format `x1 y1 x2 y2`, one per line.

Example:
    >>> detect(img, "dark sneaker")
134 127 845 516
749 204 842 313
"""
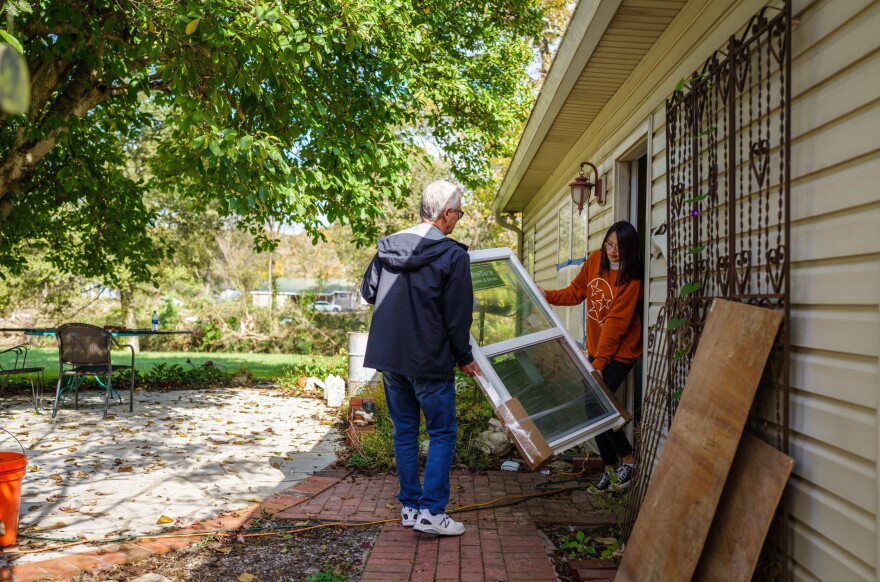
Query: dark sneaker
593 471 612 493
413 509 465 536
613 463 635 490
401 506 419 528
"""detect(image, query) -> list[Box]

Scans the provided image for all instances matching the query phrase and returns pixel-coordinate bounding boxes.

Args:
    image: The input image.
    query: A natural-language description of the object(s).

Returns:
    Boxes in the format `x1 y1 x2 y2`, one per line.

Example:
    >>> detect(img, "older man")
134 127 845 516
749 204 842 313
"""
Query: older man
360 179 481 536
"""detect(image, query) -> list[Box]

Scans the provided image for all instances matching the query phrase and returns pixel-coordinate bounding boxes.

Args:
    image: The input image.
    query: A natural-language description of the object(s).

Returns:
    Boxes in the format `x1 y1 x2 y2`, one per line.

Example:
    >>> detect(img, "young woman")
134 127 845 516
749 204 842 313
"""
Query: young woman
540 220 643 492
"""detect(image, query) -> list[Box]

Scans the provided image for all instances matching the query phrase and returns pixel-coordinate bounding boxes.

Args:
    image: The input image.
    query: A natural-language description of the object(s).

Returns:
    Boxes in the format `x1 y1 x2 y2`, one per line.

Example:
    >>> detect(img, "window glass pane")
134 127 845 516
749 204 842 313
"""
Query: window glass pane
554 264 586 347
471 260 553 346
572 204 587 258
488 338 616 443
557 204 571 263
525 230 535 276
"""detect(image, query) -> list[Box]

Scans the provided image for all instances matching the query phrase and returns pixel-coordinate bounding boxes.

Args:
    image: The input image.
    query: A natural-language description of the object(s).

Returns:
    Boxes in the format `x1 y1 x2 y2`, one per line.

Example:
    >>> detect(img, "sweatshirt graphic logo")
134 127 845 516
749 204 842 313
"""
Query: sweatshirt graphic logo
587 278 614 324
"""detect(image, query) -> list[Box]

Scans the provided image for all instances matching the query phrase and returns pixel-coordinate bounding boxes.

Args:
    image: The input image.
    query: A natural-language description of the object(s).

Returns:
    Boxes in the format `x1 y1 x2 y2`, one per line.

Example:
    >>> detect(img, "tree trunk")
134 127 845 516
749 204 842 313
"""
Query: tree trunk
268 252 277 333
119 283 140 353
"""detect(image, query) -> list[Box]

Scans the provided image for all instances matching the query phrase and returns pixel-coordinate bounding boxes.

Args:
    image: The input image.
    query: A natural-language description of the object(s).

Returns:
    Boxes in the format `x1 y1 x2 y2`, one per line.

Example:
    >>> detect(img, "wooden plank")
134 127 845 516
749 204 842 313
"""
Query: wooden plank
693 433 794 581
617 299 783 581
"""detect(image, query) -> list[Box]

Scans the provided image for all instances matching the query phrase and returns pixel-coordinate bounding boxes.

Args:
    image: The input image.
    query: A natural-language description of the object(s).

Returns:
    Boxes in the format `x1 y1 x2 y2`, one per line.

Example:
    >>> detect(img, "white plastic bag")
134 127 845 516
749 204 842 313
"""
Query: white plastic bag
324 374 346 407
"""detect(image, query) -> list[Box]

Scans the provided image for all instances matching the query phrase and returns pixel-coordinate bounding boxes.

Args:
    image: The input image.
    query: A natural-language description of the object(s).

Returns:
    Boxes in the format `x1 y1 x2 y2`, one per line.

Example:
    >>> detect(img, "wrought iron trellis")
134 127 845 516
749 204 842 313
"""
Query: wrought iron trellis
622 1 791 576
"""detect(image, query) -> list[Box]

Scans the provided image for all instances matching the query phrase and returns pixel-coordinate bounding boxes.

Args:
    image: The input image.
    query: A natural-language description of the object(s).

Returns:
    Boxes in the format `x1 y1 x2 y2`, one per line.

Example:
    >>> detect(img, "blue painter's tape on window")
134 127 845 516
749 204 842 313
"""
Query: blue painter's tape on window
555 256 587 271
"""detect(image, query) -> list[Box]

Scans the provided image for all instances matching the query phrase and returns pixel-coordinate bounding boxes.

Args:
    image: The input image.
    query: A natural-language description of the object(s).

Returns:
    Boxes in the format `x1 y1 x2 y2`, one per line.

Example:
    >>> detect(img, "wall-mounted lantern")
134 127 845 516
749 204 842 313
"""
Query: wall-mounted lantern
568 161 605 214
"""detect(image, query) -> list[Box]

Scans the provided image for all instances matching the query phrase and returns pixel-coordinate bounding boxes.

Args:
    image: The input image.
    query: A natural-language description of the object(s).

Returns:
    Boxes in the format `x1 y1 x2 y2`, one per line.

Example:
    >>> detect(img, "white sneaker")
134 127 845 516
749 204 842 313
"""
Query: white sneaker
401 506 419 527
412 509 465 536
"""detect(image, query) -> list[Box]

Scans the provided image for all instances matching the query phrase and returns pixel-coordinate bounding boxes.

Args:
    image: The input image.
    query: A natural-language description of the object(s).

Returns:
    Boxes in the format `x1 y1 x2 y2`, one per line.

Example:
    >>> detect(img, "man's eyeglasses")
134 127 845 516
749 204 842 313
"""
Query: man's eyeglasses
451 208 465 218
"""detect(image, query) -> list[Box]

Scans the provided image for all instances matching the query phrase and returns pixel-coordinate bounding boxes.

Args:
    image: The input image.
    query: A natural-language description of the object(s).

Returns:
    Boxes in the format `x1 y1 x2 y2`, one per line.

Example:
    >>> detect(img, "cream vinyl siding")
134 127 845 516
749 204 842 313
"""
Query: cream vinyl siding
518 0 880 579
647 0 880 579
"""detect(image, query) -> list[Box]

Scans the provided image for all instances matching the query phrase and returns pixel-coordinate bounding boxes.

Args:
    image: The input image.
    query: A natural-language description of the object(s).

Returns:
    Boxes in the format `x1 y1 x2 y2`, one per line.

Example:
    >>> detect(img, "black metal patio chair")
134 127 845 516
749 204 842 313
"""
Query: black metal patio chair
0 344 45 412
53 323 135 419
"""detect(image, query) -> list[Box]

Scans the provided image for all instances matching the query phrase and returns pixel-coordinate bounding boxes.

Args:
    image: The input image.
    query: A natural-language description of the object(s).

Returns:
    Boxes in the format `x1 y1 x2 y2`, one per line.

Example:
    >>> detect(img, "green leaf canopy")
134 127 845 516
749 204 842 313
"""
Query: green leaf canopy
0 0 541 282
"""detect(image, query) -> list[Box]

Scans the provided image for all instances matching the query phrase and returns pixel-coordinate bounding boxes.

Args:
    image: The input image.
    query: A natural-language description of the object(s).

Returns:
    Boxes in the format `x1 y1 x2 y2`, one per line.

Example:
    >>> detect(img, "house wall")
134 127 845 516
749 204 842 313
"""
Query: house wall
520 0 880 578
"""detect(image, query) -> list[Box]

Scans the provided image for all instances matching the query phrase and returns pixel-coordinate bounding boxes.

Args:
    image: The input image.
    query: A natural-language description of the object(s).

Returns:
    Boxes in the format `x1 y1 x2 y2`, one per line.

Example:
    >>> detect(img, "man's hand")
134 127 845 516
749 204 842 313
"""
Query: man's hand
460 360 482 378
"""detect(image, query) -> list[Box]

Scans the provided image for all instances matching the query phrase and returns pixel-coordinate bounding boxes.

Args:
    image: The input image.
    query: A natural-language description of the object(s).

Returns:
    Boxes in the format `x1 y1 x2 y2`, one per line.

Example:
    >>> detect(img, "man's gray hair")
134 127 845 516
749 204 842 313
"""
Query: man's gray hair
420 180 462 221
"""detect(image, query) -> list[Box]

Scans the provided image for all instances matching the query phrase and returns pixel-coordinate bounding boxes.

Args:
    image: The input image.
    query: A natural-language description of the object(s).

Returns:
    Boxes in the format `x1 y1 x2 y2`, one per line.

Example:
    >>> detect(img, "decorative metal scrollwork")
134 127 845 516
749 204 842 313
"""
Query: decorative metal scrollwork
750 139 771 187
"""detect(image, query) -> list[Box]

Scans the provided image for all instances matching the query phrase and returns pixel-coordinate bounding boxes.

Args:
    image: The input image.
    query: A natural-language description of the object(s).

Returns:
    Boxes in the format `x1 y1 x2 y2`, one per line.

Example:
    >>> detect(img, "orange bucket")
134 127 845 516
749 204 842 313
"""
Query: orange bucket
0 430 27 547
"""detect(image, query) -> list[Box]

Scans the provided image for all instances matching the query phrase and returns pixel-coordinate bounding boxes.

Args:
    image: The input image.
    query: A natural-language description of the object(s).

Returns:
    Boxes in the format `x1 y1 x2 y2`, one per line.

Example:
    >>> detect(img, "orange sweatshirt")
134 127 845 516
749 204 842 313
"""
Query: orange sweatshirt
544 251 642 372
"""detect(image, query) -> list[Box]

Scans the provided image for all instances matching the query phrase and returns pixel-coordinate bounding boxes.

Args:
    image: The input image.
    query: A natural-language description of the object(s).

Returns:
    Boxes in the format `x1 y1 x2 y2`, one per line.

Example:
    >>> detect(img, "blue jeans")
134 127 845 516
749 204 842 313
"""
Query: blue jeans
382 371 457 515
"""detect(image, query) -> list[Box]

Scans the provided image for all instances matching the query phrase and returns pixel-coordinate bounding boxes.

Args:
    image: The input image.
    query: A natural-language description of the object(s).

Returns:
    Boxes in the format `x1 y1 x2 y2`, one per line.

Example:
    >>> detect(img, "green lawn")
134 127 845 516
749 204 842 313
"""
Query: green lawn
6 348 343 382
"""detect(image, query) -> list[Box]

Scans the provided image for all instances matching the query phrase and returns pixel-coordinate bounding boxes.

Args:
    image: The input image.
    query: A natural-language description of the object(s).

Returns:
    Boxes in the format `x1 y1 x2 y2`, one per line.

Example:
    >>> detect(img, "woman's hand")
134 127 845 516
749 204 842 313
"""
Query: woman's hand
537 285 547 299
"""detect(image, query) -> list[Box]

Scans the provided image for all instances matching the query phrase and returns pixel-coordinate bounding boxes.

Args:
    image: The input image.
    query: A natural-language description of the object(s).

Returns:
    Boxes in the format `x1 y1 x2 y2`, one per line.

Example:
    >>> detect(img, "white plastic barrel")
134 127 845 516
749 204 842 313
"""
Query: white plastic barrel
347 331 379 396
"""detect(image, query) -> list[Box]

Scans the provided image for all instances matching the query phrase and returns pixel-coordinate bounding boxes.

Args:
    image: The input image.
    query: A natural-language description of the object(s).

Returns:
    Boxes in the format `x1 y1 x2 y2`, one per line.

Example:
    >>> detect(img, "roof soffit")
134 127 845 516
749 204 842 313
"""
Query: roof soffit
497 0 688 213
493 0 622 215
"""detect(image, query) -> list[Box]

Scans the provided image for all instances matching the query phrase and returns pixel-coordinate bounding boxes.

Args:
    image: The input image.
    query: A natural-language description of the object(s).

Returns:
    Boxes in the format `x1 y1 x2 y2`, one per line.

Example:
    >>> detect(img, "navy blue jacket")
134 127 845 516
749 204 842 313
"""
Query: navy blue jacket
360 225 474 380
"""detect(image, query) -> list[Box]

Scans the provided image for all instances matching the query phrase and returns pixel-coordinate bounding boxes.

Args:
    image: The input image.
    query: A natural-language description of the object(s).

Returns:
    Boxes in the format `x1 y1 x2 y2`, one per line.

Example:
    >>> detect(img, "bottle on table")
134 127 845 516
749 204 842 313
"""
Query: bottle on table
151 310 159 332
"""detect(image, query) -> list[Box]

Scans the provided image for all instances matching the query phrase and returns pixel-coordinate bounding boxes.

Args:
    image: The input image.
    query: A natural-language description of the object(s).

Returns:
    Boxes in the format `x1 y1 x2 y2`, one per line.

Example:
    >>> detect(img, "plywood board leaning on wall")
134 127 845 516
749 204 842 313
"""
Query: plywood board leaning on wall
617 299 783 582
693 432 795 581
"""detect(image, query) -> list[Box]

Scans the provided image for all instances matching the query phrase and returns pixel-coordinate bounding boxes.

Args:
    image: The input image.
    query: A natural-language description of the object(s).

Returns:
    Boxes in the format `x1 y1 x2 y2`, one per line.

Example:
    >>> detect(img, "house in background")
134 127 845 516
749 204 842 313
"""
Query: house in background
495 0 879 579
251 278 358 310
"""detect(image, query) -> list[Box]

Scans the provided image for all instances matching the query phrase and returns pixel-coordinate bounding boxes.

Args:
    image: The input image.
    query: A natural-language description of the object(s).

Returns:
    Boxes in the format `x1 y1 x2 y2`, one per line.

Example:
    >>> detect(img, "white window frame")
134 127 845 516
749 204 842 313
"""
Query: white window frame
468 247 625 454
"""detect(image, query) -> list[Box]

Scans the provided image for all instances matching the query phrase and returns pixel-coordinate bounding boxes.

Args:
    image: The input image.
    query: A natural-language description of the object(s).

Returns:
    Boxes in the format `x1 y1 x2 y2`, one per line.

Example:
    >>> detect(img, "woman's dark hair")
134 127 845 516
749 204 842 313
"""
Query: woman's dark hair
600 221 642 286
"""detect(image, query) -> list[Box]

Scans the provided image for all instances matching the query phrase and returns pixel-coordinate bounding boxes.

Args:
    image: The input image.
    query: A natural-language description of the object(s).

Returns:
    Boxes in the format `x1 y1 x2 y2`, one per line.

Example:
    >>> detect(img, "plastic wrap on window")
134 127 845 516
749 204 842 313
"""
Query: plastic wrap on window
494 398 553 470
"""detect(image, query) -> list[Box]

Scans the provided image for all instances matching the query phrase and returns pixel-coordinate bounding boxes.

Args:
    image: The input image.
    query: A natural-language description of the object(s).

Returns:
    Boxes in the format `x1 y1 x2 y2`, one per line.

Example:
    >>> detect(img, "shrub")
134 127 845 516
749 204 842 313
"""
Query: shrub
137 362 231 387
276 355 348 393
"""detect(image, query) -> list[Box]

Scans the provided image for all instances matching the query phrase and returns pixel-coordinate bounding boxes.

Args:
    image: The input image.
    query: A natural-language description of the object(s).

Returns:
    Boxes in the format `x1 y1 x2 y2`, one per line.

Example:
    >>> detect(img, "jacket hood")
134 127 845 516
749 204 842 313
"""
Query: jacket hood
377 227 468 271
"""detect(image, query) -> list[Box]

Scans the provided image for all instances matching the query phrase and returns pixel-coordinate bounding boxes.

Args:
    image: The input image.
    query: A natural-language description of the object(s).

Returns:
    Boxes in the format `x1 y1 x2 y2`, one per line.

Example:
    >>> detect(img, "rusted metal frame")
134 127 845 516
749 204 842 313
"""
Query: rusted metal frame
635 3 791 565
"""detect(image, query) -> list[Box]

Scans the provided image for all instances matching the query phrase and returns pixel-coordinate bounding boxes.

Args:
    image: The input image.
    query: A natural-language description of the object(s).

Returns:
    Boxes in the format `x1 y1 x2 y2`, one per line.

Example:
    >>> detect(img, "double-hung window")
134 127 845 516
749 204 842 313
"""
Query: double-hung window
556 201 588 348
468 247 624 456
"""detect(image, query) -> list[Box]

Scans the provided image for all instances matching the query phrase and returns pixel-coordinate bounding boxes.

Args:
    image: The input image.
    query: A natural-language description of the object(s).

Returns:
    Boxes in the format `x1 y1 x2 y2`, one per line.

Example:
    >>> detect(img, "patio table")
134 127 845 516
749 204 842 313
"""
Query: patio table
0 328 192 413
0 328 192 337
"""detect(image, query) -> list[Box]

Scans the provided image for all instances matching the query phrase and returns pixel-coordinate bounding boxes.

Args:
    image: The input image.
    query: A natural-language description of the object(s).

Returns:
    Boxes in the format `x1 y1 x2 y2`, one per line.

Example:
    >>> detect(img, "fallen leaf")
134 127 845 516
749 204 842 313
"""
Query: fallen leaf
385 503 395 510
59 506 79 513
33 521 66 531
67 447 78 452
280 546 288 554
156 515 174 524
117 465 133 473
239 574 254 582
212 546 232 553
49 475 63 482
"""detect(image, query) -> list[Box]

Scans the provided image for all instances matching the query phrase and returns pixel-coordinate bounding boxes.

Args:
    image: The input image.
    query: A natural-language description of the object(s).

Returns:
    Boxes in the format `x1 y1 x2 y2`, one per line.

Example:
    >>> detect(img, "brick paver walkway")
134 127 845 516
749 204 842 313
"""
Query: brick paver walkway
1 467 618 581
